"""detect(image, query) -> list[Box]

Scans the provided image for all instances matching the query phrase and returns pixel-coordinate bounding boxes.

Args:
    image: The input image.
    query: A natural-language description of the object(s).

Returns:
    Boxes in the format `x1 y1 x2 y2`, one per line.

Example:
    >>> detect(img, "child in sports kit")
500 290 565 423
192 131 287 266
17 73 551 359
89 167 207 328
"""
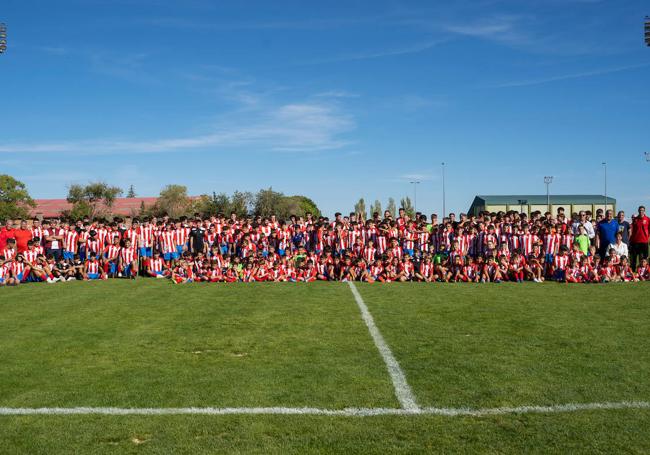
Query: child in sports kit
497 255 510 282
618 257 636 282
415 256 434 282
598 258 615 283
147 251 168 278
451 255 466 282
398 256 415 282
84 253 104 280
578 256 597 283
171 261 190 284
103 237 121 278
53 256 76 282
509 252 525 283
2 238 17 260
552 246 570 282
565 259 582 283
316 256 331 281
0 256 12 286
637 258 650 281
463 257 480 283
299 260 318 283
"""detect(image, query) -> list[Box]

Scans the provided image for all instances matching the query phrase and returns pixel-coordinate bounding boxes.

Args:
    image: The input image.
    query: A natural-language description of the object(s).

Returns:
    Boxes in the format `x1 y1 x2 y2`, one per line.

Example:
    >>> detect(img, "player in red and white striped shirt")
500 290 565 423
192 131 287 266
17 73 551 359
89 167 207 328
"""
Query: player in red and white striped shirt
552 246 570 282
147 251 168 278
84 252 104 280
119 239 138 279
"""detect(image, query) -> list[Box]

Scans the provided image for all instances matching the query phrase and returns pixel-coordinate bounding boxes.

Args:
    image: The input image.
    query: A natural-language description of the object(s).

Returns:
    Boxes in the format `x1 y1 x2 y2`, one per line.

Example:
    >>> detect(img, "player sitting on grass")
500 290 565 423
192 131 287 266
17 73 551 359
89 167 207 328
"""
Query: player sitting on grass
84 252 105 281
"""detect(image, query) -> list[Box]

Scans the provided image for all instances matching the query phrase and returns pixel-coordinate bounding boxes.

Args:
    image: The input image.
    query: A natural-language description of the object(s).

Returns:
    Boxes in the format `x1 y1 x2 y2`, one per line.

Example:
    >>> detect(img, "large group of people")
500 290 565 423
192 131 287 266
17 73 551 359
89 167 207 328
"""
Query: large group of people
0 204 649 286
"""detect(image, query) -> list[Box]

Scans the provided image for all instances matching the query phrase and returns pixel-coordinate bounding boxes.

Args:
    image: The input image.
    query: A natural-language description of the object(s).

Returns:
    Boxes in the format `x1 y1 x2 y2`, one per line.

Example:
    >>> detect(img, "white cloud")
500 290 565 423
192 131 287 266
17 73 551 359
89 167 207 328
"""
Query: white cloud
0 102 354 155
399 173 435 182
444 15 527 45
314 90 360 99
492 62 650 88
304 38 448 65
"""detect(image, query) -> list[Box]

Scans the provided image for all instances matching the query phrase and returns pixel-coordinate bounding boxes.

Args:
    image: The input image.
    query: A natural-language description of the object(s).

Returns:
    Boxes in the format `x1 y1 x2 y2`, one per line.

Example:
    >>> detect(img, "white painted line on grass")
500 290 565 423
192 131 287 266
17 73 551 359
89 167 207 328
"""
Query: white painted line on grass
1 401 648 416
347 281 419 410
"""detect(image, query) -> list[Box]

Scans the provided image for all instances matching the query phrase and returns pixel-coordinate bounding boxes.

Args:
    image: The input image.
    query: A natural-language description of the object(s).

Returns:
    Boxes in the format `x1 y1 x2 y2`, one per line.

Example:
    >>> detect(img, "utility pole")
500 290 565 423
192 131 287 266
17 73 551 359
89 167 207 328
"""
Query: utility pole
602 162 608 211
544 176 553 213
441 162 446 218
0 23 6 54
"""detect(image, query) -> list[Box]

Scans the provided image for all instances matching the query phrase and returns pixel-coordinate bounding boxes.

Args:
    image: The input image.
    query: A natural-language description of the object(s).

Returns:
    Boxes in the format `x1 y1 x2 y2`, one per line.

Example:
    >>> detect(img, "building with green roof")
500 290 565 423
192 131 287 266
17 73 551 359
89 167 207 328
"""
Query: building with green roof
468 195 616 217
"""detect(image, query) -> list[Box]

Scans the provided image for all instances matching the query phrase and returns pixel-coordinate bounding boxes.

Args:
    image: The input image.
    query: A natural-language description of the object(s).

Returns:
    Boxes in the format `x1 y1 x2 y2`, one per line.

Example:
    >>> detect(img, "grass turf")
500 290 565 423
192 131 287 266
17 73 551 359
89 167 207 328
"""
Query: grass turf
356 283 650 409
1 280 649 453
0 281 396 408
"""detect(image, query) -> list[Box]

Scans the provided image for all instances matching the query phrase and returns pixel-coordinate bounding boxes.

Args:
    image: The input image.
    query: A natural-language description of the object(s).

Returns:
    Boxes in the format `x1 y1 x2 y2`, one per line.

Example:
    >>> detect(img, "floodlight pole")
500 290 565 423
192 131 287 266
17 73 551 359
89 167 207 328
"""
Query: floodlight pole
602 162 608 211
645 152 650 162
544 176 553 213
0 22 6 55
441 162 446 218
410 181 420 214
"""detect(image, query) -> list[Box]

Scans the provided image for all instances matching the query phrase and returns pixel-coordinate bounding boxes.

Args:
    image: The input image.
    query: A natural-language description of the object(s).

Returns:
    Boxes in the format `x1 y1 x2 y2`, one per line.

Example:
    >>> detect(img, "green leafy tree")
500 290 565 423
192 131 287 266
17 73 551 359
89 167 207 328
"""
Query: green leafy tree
66 181 122 219
354 198 367 220
229 191 253 218
211 192 231 215
155 184 192 218
254 187 284 217
369 199 382 218
386 197 397 218
279 195 321 219
191 195 214 217
400 196 415 219
0 174 36 221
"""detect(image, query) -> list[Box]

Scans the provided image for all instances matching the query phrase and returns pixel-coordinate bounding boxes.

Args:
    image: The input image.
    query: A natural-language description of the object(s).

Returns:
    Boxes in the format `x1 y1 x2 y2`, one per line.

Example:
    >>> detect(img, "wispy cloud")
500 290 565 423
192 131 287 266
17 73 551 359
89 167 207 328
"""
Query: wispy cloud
303 38 448 64
0 102 354 155
493 62 650 88
140 14 389 31
443 15 528 45
399 173 435 182
314 90 360 99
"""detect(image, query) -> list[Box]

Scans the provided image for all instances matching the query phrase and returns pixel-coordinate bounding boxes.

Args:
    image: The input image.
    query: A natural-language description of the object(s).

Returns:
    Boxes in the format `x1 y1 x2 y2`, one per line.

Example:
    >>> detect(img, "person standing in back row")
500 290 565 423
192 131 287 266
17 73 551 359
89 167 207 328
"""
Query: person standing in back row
630 206 649 269
596 210 619 259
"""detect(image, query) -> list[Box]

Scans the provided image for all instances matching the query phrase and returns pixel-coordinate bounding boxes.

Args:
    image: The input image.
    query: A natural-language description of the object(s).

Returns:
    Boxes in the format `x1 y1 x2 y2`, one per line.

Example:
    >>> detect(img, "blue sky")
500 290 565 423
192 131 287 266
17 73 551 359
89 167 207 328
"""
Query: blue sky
0 0 648 217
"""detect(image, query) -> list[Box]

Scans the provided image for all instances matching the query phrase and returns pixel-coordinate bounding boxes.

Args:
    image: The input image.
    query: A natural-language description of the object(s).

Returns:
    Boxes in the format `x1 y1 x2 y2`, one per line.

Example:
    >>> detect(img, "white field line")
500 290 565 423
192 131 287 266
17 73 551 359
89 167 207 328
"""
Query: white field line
347 281 419 410
1 401 649 416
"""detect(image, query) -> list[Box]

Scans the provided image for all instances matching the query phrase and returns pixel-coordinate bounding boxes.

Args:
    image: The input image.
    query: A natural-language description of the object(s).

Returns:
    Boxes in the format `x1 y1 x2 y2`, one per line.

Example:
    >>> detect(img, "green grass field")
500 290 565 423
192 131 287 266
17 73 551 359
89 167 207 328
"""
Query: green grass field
1 281 649 453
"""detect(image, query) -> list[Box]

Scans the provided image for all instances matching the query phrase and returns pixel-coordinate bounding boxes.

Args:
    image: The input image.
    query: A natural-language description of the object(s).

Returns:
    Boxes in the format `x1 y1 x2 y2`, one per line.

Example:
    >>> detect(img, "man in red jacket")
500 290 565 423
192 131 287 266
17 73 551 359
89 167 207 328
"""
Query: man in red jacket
13 220 33 253
630 205 650 269
0 219 16 252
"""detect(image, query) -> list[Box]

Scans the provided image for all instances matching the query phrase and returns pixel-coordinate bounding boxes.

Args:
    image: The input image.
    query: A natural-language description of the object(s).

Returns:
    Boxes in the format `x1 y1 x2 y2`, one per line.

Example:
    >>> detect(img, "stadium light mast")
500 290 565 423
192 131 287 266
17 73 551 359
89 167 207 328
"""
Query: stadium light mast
544 176 553 213
602 162 608 212
0 23 6 55
441 162 446 218
410 181 420 214
645 152 650 162
645 16 650 46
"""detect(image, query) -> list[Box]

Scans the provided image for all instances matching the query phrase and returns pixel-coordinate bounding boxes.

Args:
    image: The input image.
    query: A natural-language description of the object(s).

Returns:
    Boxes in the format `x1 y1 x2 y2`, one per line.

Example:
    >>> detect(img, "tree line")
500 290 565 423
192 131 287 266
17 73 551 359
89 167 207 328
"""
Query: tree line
0 174 320 221
353 196 415 220
2 173 415 222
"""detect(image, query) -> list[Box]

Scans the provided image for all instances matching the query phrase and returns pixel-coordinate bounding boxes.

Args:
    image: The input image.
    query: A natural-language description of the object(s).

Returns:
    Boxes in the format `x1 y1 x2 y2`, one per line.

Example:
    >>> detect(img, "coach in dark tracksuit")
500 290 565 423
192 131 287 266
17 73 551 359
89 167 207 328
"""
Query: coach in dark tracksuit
189 219 206 255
